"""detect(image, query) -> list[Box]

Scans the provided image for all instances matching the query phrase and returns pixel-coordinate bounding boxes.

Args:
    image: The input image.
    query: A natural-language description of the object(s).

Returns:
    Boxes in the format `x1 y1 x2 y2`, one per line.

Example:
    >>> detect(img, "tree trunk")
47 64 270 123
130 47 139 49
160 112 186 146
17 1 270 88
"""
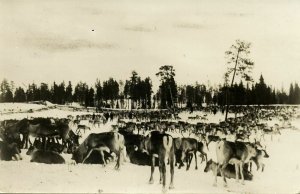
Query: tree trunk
225 48 241 121
169 85 174 108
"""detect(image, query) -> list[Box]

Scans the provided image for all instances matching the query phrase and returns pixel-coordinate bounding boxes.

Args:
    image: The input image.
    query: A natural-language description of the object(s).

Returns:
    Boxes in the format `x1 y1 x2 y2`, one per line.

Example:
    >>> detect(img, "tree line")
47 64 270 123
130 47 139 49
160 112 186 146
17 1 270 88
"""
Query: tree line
0 71 153 108
215 75 300 106
1 72 299 108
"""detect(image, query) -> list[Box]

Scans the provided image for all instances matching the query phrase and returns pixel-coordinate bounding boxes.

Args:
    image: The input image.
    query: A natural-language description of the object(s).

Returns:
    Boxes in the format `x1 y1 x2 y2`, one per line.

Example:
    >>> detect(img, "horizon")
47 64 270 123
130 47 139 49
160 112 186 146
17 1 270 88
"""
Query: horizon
0 71 295 94
1 0 300 93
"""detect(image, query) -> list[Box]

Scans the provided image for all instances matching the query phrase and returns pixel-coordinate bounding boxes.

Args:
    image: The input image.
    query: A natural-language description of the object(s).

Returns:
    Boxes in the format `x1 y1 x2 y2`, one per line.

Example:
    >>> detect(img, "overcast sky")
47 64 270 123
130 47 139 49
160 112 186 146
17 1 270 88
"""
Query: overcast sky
1 0 300 92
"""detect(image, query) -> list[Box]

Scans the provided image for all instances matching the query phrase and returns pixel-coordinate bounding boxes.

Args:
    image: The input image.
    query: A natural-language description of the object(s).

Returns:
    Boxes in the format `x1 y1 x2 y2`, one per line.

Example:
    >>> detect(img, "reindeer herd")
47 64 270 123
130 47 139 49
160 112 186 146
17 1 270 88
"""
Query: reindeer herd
0 106 298 191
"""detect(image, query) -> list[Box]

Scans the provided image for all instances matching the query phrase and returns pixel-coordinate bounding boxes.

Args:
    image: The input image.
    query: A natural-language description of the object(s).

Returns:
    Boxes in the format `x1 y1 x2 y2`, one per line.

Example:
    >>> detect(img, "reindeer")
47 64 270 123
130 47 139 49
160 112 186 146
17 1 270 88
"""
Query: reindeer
139 131 175 191
214 140 257 187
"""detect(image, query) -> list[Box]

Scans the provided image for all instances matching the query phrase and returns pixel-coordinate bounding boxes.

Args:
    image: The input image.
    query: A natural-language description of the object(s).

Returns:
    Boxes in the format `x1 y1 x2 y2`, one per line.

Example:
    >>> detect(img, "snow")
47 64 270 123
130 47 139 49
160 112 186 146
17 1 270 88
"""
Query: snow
178 111 241 124
0 103 92 121
1 128 300 193
0 103 300 193
0 103 46 113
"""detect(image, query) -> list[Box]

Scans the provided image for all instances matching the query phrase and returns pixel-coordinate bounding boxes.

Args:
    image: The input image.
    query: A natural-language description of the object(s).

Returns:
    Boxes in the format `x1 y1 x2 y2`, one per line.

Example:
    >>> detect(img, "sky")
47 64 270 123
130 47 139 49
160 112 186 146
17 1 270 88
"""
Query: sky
0 0 300 92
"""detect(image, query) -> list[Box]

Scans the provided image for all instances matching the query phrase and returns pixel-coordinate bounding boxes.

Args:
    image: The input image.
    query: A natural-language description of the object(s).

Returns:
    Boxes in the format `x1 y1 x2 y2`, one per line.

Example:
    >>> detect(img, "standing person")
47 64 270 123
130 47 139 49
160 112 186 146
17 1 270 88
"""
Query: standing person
190 105 194 114
104 112 109 121
128 111 133 120
213 106 217 115
110 112 114 121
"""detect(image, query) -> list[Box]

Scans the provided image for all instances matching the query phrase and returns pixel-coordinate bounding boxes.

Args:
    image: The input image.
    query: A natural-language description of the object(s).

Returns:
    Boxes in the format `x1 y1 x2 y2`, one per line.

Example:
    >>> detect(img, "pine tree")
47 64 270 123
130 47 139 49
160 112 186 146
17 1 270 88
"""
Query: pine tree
0 79 14 102
14 87 26 102
156 65 177 109
294 83 300 104
289 83 294 104
65 81 73 103
224 40 254 120
95 79 103 107
40 83 51 101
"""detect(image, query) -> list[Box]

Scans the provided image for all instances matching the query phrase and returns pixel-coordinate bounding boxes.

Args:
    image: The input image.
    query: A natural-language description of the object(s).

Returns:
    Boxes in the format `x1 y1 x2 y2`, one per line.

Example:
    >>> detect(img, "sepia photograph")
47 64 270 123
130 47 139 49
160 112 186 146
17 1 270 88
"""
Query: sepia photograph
0 0 300 193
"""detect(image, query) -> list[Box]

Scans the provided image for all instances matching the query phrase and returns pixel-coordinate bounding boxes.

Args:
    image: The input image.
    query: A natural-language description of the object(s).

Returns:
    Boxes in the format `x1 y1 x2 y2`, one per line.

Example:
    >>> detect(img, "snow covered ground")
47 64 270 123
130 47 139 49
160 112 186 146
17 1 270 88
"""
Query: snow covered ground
0 104 300 193
0 103 46 114
0 103 92 121
178 111 241 124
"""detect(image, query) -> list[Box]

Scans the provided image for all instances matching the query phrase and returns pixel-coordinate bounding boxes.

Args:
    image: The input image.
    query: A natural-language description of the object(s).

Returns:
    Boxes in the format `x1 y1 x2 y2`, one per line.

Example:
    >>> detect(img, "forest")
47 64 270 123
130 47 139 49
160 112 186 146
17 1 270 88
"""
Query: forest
1 69 299 109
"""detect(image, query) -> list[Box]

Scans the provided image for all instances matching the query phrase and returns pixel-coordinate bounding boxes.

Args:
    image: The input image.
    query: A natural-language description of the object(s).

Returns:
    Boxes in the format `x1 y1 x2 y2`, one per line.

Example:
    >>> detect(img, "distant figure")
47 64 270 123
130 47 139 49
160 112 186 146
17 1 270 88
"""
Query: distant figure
190 106 194 114
128 112 133 119
104 112 109 121
110 112 114 121
213 107 217 115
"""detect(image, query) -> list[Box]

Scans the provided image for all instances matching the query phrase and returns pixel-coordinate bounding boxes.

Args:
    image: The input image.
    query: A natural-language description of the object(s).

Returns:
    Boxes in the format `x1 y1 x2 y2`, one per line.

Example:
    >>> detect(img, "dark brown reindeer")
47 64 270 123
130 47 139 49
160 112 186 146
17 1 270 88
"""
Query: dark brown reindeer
16 118 71 150
0 140 22 161
76 124 91 135
29 146 65 164
1 120 23 148
174 137 207 171
139 131 175 191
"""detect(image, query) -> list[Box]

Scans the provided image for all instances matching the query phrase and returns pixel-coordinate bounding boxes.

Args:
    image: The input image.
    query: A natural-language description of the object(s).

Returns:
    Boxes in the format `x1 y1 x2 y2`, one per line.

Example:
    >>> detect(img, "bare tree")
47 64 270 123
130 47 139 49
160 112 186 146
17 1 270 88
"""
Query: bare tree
224 40 254 121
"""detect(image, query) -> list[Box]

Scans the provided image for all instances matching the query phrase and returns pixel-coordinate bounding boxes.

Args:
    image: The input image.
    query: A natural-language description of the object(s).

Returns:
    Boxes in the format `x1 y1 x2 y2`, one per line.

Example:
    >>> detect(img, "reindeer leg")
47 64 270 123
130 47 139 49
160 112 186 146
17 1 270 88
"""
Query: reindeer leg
161 153 167 191
199 154 204 163
221 163 228 187
100 150 106 167
253 157 259 171
42 137 47 150
82 148 95 164
114 150 121 170
194 151 198 170
46 138 51 150
213 164 219 187
28 135 32 148
186 153 192 171
240 162 245 185
25 135 29 149
169 151 175 190
149 155 155 184
206 141 210 151
121 147 129 163
178 151 183 169
159 159 163 184
261 163 265 172
178 160 184 169
204 153 208 163
234 162 239 182
181 151 186 169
